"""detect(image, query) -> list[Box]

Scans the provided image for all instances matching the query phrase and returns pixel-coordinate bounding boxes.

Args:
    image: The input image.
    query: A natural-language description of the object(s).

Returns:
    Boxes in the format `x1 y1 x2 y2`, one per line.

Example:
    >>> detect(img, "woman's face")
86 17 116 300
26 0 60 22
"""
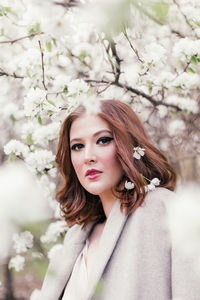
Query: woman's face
70 114 124 200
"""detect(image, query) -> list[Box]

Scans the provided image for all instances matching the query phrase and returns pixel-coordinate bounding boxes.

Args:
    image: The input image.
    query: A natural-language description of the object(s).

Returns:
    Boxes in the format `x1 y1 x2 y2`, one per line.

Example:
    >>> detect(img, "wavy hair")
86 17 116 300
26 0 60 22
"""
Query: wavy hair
56 99 176 228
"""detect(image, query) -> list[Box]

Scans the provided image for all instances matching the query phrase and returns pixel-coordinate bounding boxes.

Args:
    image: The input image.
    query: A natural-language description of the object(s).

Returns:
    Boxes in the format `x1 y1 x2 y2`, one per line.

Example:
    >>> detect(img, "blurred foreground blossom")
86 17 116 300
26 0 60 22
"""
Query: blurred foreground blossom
13 231 34 254
0 162 51 261
167 183 200 272
40 220 68 243
9 255 25 272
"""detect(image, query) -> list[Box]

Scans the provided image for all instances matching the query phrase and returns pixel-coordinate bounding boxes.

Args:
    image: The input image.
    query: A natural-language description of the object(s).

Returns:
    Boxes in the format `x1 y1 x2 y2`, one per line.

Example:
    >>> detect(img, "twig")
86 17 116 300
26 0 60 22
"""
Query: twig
123 29 144 63
102 40 116 78
97 81 112 94
108 38 123 83
53 0 80 8
0 32 44 45
0 68 24 79
173 0 195 32
38 40 47 91
171 29 185 38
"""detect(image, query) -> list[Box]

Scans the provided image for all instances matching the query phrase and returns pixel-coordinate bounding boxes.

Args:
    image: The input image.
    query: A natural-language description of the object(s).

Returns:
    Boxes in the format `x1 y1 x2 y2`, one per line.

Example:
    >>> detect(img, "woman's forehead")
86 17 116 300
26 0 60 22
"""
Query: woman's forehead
70 114 111 140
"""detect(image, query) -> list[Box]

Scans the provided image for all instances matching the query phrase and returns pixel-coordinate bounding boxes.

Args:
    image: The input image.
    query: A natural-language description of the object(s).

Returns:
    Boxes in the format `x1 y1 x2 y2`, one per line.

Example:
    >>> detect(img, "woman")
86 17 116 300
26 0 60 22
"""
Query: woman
39 99 195 300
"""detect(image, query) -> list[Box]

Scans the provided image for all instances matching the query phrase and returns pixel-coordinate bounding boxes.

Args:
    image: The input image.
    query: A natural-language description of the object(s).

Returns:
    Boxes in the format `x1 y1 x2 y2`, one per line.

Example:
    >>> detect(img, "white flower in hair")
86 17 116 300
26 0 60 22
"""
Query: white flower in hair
144 177 160 192
125 180 135 190
133 147 145 159
151 178 160 186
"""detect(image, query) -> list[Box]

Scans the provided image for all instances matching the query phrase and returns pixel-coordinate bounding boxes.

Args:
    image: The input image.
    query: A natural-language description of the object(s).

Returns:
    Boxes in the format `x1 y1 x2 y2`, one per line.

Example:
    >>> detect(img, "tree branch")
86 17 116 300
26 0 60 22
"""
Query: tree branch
86 79 182 111
38 40 48 91
0 32 43 45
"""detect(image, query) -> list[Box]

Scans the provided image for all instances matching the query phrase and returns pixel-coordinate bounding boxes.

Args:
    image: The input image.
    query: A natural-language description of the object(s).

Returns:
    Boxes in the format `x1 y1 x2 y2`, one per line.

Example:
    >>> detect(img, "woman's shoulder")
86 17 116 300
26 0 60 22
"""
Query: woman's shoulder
142 187 175 209
129 187 175 225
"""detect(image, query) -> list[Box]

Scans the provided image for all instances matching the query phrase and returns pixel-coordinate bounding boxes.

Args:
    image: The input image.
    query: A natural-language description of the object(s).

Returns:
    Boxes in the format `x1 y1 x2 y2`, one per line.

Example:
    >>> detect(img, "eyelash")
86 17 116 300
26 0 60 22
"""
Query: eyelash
71 137 113 151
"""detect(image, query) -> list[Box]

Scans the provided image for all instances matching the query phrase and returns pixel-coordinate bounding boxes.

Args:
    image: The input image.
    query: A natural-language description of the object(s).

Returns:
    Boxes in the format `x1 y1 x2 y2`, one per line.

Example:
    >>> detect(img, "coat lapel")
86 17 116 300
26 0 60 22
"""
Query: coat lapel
40 198 128 300
86 198 128 300
40 222 95 300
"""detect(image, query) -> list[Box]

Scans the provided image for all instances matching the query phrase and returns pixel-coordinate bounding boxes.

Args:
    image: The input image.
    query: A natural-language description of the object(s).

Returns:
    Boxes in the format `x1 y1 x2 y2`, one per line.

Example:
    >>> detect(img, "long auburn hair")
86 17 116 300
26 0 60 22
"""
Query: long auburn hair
56 99 176 228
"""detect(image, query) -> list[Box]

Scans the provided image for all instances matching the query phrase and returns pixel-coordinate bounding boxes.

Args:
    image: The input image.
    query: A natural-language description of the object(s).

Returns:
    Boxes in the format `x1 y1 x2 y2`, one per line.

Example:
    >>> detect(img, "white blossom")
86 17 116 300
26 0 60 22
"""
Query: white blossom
144 178 160 192
125 180 135 190
157 105 168 119
165 95 198 113
32 122 60 146
40 220 68 243
173 73 200 89
9 255 25 272
68 79 89 96
21 121 36 140
133 147 145 159
168 120 186 136
142 43 167 67
24 88 59 119
13 231 34 254
151 178 160 186
4 140 29 157
79 94 102 114
172 38 200 59
25 150 55 172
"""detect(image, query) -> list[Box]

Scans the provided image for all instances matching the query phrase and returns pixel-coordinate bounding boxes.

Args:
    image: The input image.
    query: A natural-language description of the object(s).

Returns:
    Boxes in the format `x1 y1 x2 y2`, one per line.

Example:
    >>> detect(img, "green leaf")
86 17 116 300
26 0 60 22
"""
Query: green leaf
8 153 14 162
79 50 87 60
132 0 169 25
47 99 56 107
187 66 196 73
10 114 15 122
194 21 200 27
172 110 177 118
38 116 42 125
46 42 52 52
63 85 68 93
52 38 57 46
27 134 33 145
0 27 4 35
0 6 11 16
191 55 198 65
28 22 41 38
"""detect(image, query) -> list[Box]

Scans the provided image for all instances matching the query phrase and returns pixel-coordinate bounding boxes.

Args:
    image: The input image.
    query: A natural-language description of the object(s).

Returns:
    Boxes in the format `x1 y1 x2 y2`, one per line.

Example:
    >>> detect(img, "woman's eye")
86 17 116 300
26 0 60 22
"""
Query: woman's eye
71 144 83 151
97 137 113 145
71 137 113 151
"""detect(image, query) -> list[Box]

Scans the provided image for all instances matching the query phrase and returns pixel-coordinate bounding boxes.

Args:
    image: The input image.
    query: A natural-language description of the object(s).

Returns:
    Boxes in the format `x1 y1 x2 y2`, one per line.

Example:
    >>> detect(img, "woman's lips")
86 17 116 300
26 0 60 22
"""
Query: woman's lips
87 173 102 180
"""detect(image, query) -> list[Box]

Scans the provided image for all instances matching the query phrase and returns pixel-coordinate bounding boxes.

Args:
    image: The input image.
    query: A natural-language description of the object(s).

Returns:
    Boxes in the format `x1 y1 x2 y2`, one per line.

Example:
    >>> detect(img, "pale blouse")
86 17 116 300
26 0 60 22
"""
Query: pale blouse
62 239 90 300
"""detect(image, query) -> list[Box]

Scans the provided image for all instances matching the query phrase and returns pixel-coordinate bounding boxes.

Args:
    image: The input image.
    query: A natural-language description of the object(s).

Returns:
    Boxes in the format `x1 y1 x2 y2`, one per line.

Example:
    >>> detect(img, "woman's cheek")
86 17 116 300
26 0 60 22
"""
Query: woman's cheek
71 156 83 177
101 146 116 165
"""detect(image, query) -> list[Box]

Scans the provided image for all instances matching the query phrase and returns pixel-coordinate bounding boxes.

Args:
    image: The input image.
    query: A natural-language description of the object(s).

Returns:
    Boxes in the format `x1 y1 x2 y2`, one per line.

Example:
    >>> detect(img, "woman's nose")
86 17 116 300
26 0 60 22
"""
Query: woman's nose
84 145 97 164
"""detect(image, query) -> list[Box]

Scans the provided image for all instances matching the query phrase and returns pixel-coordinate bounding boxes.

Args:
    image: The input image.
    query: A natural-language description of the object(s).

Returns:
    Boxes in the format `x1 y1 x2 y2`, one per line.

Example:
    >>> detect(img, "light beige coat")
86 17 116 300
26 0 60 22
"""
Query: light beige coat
39 188 200 300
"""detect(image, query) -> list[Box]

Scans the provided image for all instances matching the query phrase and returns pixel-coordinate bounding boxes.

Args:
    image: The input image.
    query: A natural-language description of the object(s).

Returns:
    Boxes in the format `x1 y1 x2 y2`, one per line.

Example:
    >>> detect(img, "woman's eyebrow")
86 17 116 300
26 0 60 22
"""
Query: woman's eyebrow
70 129 112 144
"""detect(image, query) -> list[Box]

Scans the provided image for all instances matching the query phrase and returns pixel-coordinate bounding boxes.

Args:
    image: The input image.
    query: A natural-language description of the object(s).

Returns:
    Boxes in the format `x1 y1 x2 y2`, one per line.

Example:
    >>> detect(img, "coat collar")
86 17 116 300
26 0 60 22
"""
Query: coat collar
40 198 128 300
86 198 128 299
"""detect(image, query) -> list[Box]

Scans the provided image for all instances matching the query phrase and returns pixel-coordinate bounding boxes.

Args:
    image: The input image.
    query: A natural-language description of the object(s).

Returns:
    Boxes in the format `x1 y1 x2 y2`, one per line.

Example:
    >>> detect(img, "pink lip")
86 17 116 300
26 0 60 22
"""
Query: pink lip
85 168 102 176
87 173 101 180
